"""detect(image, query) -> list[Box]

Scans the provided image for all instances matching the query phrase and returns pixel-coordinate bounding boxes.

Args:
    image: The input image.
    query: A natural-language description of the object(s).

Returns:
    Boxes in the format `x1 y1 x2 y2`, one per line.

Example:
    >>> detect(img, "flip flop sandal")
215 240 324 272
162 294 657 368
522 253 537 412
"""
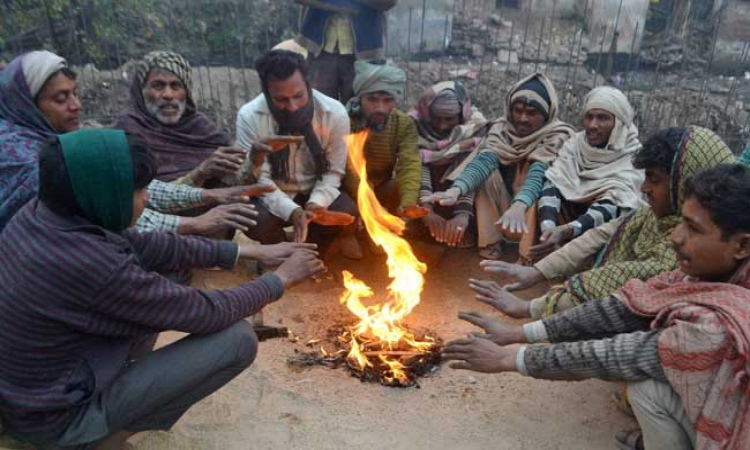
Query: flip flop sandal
615 429 644 450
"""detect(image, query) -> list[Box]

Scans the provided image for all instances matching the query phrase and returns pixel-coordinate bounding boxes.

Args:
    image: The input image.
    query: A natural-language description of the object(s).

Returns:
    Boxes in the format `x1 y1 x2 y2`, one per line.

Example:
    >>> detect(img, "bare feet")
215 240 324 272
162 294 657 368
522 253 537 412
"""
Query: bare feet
468 279 531 318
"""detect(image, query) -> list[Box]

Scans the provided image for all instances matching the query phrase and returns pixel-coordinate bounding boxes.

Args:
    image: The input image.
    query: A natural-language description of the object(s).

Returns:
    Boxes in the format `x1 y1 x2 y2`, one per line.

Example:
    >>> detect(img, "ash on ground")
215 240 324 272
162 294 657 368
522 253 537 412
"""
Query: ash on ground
287 323 442 388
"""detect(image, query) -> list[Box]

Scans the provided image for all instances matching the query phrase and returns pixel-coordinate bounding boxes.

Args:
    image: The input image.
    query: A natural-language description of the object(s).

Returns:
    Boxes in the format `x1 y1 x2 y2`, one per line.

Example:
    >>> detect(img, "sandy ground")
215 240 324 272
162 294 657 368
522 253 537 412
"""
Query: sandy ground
1 242 634 450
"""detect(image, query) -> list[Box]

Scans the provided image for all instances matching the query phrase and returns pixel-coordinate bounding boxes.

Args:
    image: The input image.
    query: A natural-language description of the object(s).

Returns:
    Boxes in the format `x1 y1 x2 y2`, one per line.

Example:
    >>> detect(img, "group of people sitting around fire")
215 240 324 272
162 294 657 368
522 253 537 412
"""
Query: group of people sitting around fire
0 44 748 450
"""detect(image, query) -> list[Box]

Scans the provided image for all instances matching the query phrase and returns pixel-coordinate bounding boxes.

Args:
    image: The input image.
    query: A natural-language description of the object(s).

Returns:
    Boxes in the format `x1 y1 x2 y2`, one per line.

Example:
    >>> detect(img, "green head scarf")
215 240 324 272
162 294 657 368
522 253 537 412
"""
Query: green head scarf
347 61 406 115
59 129 134 231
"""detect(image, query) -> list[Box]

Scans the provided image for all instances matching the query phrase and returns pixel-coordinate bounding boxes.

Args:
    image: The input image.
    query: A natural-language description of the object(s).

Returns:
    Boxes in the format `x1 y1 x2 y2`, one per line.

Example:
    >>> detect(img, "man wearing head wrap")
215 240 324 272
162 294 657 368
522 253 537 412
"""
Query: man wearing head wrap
114 51 249 186
531 86 644 259
422 73 575 260
235 50 361 258
0 50 268 237
0 128 324 450
296 0 398 103
342 61 420 226
409 81 491 248
475 126 736 319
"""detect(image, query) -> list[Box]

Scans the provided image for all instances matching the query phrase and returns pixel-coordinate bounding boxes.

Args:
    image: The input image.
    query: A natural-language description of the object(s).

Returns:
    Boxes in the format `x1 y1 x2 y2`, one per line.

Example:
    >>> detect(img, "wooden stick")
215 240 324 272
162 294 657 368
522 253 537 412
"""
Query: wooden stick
363 351 425 357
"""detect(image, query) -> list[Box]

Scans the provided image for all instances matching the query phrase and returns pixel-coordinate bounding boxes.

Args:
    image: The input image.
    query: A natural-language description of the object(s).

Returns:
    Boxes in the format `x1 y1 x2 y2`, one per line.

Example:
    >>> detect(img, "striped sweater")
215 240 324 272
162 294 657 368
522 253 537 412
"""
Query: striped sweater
344 109 421 207
0 200 284 440
452 152 548 207
521 296 665 382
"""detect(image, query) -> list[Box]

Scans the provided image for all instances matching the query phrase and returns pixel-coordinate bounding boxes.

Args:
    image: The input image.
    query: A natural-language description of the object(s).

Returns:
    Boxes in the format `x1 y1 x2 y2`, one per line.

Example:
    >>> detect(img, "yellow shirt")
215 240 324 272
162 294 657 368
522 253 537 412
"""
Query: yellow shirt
323 14 355 55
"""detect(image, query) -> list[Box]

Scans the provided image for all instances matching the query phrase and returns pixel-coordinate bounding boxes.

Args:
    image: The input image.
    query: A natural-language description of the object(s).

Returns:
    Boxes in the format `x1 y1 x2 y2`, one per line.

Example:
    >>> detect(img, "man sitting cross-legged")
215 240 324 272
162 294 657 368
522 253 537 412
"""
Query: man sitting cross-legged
444 163 750 450
0 129 323 450
470 126 736 319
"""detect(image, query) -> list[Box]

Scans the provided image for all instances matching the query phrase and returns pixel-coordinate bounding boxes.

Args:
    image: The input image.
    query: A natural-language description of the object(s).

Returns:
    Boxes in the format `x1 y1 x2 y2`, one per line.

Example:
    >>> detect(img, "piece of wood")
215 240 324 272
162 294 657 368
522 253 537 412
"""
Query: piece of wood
363 351 425 357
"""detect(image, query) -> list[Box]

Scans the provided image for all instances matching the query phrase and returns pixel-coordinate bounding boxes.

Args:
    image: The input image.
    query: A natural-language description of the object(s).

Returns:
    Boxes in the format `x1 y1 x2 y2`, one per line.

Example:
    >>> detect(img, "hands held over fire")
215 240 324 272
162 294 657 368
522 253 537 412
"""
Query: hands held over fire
239 242 325 289
442 312 526 374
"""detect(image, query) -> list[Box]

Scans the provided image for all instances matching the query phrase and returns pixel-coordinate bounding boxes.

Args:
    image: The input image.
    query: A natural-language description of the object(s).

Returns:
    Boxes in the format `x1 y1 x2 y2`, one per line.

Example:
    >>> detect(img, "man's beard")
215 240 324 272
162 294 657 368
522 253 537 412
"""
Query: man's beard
366 113 389 132
144 94 186 125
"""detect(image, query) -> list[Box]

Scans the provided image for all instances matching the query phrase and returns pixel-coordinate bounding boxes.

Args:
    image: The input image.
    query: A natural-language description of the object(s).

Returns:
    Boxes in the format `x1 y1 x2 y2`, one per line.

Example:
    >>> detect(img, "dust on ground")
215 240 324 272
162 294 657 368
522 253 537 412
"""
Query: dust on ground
134 243 633 450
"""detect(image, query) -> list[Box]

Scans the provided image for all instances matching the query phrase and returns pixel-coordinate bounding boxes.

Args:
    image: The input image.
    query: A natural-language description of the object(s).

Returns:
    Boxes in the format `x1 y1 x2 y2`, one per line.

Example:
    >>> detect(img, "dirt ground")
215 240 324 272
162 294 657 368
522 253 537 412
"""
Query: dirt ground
126 241 632 450
0 239 634 450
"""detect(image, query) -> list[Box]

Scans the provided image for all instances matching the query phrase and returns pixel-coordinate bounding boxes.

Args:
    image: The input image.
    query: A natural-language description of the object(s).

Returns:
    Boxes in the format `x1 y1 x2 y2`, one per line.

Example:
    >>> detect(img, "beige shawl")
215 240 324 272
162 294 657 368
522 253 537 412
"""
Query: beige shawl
481 73 576 166
545 86 644 210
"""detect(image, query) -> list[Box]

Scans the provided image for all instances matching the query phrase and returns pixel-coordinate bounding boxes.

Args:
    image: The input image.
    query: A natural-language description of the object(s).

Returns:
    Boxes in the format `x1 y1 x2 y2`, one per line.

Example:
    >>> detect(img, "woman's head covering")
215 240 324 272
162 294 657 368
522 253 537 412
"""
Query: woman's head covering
113 51 231 182
665 126 736 212
21 50 68 99
58 129 135 231
0 51 66 231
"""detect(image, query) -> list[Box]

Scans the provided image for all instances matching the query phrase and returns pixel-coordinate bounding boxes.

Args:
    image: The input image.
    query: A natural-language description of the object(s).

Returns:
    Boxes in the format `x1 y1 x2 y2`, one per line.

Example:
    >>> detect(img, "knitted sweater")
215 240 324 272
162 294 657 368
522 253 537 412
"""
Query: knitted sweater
452 152 548 207
0 200 284 439
520 296 666 382
344 108 421 207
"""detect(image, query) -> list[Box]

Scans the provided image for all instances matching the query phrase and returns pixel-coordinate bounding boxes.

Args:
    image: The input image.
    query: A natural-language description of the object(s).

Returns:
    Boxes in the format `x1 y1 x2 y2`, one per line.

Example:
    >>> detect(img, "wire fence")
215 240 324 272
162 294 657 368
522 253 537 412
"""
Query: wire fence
1 0 748 150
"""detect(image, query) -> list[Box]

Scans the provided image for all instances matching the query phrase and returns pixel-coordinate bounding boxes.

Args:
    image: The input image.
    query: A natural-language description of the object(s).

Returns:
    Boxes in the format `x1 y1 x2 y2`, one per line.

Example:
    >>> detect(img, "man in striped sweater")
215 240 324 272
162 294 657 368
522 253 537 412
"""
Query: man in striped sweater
443 164 750 450
0 129 324 450
343 61 421 214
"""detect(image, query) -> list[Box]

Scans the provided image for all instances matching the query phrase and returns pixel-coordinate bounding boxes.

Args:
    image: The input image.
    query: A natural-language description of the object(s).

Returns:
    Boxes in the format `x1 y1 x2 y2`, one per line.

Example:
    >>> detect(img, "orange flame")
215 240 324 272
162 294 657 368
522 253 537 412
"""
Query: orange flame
339 130 433 383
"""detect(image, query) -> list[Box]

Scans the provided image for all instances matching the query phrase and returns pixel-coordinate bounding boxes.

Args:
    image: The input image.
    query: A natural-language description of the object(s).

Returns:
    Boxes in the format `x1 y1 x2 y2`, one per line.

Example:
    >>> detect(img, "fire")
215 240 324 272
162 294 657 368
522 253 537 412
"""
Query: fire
339 130 435 385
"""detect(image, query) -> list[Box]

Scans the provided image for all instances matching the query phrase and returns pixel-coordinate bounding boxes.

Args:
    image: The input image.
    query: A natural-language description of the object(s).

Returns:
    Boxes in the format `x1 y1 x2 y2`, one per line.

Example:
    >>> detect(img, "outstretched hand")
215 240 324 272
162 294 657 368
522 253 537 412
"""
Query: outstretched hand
457 311 527 346
442 337 519 373
419 187 461 207
478 260 545 291
468 279 531 318
529 225 572 260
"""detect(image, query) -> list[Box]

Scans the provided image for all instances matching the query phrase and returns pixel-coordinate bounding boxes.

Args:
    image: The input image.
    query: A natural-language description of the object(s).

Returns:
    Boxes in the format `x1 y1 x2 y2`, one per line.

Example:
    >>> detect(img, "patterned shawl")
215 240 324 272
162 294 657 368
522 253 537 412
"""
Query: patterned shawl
618 261 750 450
0 54 59 232
545 86 644 210
113 51 230 182
480 73 575 166
564 126 737 304
409 81 492 181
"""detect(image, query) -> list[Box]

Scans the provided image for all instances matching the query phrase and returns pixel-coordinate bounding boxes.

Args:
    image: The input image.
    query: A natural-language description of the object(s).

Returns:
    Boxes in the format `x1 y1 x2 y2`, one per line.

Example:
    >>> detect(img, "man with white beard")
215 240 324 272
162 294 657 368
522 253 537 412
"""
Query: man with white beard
115 51 266 235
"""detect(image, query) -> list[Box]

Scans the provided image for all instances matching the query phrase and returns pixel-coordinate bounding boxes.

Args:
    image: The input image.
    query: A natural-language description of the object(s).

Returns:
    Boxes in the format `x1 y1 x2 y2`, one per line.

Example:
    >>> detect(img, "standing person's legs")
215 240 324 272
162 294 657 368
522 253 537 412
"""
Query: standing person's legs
337 54 356 105
54 321 259 450
309 52 340 100
627 379 696 450
242 198 287 244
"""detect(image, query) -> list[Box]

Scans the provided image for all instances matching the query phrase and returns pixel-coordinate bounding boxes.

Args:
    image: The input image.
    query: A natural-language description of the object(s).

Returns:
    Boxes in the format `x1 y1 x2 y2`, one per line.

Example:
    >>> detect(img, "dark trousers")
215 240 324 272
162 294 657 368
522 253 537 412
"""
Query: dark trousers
36 322 258 450
243 192 359 254
309 51 356 104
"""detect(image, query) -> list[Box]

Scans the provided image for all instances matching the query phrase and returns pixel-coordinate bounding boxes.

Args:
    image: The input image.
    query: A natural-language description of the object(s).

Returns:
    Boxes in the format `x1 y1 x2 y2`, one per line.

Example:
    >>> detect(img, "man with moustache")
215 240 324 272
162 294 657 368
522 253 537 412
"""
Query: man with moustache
342 61 420 216
0 50 261 236
236 50 360 258
114 51 266 236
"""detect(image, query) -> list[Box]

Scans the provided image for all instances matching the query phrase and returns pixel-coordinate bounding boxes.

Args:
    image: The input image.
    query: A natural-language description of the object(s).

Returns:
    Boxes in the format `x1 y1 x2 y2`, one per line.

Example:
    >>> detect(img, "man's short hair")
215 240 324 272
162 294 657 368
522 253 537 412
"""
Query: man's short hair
633 128 682 173
683 163 750 240
38 134 156 218
255 50 309 91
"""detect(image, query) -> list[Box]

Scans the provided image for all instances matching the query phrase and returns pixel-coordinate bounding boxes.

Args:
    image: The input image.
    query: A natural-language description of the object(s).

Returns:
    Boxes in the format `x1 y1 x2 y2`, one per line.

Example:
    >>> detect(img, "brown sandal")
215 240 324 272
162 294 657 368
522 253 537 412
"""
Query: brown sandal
478 242 503 260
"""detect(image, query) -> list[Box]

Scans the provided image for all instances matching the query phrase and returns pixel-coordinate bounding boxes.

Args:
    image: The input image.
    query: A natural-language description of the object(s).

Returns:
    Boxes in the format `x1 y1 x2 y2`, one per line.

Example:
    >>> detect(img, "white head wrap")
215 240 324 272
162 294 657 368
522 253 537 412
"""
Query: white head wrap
22 51 68 98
